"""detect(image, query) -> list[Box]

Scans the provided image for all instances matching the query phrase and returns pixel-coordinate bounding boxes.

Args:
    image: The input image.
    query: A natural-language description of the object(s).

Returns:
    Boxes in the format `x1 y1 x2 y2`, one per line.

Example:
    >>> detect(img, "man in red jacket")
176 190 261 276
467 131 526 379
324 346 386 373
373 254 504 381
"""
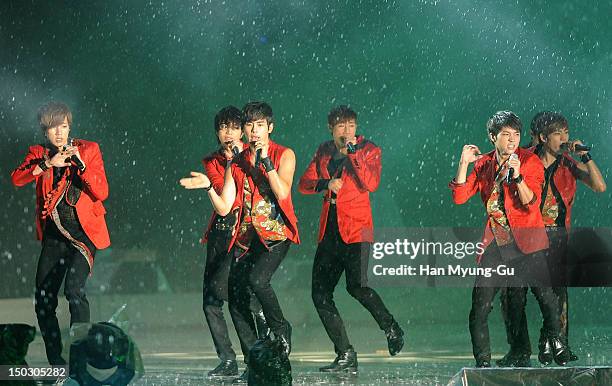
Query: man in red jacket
180 106 268 379
498 111 607 367
11 101 110 365
181 102 298 383
298 105 404 373
449 111 567 368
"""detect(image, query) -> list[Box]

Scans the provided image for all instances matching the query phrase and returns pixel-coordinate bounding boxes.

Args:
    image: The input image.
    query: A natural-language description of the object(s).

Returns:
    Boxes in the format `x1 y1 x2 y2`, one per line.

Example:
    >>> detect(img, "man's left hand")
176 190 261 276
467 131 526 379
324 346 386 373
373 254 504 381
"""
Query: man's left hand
568 140 588 156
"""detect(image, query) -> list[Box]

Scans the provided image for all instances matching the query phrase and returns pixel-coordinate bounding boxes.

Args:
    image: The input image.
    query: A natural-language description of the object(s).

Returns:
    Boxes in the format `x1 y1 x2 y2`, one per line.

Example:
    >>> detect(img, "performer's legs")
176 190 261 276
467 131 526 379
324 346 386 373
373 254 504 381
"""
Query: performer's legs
247 239 291 337
311 240 348 353
532 286 560 340
203 231 237 362
342 242 395 331
469 286 500 365
35 236 70 365
469 244 503 365
499 287 531 361
555 286 569 341
63 249 92 326
228 252 258 361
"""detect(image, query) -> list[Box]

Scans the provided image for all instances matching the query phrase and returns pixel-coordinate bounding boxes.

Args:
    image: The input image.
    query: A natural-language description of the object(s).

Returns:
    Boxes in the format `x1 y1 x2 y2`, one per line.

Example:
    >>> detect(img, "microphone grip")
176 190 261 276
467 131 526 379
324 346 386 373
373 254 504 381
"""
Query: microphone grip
506 167 514 183
71 155 85 170
346 142 356 154
575 144 591 152
255 149 262 167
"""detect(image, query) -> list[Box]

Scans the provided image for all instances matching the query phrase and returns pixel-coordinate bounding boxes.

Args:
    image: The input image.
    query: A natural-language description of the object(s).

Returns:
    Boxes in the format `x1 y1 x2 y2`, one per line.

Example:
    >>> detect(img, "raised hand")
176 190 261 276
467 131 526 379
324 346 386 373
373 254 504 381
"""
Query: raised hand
460 145 483 165
179 171 211 190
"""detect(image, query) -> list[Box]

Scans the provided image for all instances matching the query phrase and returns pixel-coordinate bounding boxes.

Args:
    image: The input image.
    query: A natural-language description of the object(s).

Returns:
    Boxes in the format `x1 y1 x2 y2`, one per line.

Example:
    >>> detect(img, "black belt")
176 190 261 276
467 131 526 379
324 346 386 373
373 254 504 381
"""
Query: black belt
215 222 234 231
545 226 565 233
213 216 236 231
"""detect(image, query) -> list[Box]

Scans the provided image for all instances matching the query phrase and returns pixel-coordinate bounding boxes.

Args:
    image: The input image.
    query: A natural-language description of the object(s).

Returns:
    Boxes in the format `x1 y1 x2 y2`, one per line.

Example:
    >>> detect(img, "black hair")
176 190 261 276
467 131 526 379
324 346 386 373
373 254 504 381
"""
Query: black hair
214 106 243 132
486 111 522 139
538 112 568 138
242 101 273 126
328 105 357 127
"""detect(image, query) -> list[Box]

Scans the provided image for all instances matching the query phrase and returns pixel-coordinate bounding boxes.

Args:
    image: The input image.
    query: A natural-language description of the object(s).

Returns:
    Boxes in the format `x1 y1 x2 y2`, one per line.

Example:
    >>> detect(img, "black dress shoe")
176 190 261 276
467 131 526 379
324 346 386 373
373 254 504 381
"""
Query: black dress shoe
538 338 553 365
551 337 569 366
475 360 491 368
496 352 532 367
277 322 292 357
384 321 404 356
319 348 358 373
208 359 238 377
232 367 249 384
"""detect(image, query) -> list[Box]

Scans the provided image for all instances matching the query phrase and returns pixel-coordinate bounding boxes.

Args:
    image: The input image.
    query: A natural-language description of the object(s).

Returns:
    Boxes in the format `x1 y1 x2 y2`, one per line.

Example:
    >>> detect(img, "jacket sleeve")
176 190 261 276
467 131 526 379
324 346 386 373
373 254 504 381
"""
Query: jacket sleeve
298 149 323 194
203 157 226 195
449 164 480 204
346 144 381 192
11 146 43 187
78 142 109 201
521 155 544 209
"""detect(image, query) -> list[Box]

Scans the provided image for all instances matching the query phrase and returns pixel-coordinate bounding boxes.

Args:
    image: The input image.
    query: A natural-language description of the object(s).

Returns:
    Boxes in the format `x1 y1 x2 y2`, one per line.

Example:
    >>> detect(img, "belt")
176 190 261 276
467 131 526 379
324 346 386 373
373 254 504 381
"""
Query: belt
545 226 565 233
324 197 336 204
215 223 234 231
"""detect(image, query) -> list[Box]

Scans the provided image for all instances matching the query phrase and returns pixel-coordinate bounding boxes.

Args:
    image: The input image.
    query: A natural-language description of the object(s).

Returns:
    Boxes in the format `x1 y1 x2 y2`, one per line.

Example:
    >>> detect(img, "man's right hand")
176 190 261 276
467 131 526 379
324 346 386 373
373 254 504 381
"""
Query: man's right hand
180 171 212 190
48 149 72 168
328 178 343 194
460 145 483 165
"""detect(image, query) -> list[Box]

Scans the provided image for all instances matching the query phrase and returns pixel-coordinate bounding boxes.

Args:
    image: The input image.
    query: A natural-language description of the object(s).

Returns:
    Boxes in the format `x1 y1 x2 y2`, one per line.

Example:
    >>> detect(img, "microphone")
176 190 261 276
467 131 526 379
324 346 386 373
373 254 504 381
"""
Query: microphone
62 140 85 171
255 148 262 167
249 141 262 167
346 142 356 154
70 155 85 171
561 142 591 152
231 146 240 158
341 137 356 154
506 153 518 184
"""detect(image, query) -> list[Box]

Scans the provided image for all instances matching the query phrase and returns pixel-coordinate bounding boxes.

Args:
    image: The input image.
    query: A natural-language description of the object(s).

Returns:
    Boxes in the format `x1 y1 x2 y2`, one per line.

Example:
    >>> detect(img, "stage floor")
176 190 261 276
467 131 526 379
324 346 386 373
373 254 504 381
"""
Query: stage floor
23 323 612 385
132 351 464 385
4 291 610 385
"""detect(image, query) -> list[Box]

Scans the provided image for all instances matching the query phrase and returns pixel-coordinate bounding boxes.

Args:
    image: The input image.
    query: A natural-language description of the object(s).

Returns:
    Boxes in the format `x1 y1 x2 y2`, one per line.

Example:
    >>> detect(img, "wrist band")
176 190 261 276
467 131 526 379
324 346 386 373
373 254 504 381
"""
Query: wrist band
262 157 275 172
512 174 523 184
204 184 213 192
38 159 49 171
581 152 592 163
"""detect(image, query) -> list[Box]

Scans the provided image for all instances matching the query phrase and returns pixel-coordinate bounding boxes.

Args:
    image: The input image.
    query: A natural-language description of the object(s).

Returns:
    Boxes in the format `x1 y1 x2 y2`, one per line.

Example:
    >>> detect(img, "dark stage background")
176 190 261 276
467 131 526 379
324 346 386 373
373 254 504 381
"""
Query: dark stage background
1 0 610 327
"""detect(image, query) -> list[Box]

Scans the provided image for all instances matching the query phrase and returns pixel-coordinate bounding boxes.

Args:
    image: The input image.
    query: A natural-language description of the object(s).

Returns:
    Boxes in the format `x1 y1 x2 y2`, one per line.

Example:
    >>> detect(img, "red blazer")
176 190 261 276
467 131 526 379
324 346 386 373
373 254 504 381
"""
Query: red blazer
528 147 579 230
201 143 251 243
11 139 111 250
449 147 548 261
299 135 381 244
201 150 226 243
228 140 300 250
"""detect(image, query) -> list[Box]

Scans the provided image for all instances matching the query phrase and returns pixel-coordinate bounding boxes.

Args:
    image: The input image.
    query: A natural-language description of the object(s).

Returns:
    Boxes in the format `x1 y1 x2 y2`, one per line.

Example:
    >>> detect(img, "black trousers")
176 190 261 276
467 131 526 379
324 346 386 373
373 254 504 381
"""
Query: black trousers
500 228 571 354
203 227 263 361
228 237 291 360
469 243 559 362
35 230 93 365
311 206 394 353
